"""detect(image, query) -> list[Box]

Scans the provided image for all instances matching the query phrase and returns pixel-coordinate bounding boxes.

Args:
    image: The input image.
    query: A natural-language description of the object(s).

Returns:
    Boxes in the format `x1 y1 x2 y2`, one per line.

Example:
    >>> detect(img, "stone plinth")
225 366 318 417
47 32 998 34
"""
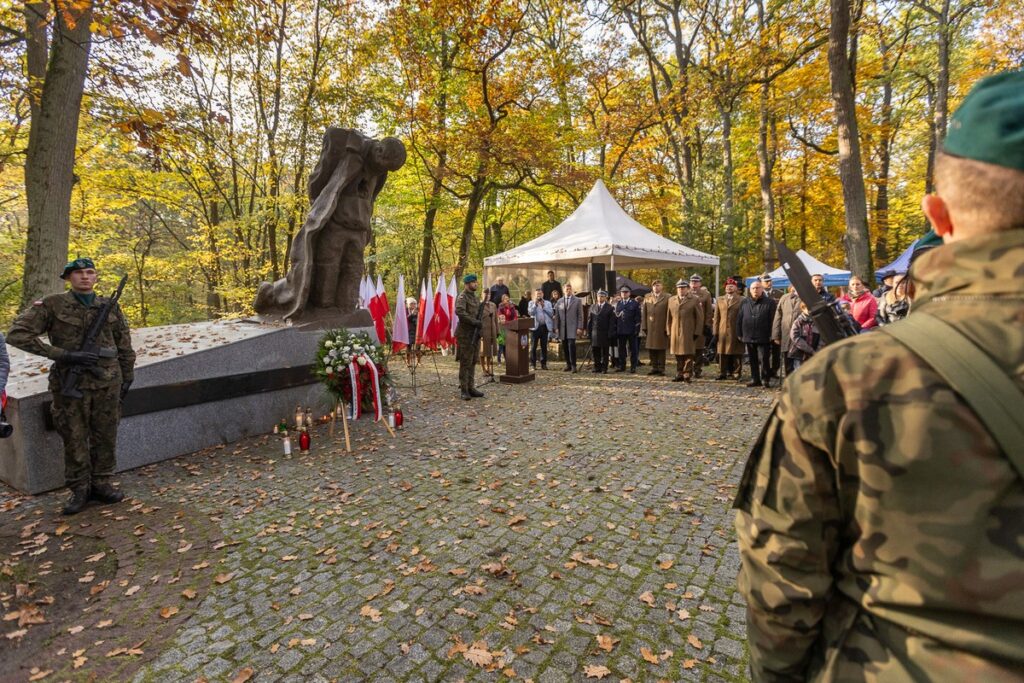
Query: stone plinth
0 312 376 493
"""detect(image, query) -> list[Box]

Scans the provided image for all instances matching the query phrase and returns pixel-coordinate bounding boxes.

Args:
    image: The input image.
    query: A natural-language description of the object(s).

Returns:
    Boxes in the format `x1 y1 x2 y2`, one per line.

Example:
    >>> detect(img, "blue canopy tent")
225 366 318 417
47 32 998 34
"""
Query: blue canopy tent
875 241 916 281
745 249 850 288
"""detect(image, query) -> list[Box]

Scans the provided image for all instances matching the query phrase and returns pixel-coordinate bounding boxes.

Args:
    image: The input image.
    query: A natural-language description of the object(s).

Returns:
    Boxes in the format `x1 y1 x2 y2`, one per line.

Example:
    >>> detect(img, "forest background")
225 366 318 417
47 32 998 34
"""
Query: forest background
1 0 1021 328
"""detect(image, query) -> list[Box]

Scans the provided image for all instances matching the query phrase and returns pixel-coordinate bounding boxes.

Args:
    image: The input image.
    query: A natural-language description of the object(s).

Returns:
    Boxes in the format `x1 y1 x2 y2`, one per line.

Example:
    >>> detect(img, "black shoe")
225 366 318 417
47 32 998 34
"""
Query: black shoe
715 375 727 381
461 391 471 400
671 377 685 382
563 366 572 372
469 388 484 398
694 370 703 378
629 368 636 374
541 364 547 370
592 368 601 373
746 381 763 387
89 480 125 504
614 368 624 373
63 485 90 515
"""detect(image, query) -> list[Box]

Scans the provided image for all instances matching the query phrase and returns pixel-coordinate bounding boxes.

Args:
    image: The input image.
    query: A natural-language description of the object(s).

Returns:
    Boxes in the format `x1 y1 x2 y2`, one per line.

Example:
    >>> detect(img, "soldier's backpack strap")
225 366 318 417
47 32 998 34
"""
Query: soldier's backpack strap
881 312 1024 473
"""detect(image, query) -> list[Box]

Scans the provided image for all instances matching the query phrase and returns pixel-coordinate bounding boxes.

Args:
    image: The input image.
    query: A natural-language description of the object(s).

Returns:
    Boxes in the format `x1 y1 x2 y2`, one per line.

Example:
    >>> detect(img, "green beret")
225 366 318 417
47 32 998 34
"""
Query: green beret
60 257 95 279
943 70 1024 172
909 229 944 267
462 273 478 284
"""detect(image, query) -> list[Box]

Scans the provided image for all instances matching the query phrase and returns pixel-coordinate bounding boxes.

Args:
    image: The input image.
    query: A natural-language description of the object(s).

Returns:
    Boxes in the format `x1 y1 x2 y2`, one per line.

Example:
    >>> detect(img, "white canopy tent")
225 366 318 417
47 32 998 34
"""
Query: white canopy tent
743 249 851 288
484 180 720 295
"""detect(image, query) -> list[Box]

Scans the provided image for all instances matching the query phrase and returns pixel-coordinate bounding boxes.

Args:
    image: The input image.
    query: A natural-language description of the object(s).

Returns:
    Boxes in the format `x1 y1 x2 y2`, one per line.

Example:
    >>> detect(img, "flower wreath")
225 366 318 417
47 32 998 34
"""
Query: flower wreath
315 329 394 421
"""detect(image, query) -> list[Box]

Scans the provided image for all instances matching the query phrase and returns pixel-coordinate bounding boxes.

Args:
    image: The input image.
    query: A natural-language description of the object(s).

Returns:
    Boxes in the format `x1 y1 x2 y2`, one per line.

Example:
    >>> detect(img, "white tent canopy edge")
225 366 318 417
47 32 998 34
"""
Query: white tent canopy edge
484 180 720 294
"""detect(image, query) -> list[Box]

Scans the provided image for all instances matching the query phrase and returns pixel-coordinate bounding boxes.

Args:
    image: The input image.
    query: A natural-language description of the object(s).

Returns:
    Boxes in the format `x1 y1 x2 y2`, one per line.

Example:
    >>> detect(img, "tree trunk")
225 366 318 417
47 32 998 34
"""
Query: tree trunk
418 151 446 287
934 3 950 155
827 0 872 280
756 80 776 272
873 69 894 263
719 104 736 275
21 1 92 309
455 173 487 281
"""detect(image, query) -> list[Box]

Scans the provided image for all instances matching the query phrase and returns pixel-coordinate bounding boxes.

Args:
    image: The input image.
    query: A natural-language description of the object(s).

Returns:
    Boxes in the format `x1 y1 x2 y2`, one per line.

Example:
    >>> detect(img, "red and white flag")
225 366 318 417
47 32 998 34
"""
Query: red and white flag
429 273 450 348
447 274 459 342
391 275 409 353
376 275 390 317
419 277 436 348
368 275 388 343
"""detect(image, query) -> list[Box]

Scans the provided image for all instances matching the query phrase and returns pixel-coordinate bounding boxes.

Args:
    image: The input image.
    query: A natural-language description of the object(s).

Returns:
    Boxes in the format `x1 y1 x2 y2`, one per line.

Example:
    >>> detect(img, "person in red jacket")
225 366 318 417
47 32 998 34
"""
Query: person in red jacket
843 275 878 331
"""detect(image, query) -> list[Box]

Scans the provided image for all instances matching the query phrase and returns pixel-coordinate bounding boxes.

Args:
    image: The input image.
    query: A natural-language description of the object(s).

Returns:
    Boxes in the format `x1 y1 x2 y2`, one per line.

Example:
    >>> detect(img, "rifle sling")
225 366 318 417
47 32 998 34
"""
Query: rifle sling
880 312 1024 474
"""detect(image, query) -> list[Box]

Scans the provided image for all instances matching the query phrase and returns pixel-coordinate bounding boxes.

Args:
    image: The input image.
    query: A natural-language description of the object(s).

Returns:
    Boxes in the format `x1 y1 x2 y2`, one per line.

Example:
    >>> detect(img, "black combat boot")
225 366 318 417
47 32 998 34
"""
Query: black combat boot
89 480 125 504
469 388 484 398
62 485 90 515
461 390 472 400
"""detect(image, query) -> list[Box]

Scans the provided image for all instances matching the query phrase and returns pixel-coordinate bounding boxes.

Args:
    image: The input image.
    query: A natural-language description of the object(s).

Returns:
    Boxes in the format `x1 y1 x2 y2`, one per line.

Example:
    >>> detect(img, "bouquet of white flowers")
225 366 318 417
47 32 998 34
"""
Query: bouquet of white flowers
315 329 393 418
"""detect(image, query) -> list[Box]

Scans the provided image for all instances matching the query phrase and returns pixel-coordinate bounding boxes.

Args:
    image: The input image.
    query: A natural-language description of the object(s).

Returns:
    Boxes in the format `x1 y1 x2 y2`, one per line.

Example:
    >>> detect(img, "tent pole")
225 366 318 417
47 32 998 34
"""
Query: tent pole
610 254 615 272
715 265 720 297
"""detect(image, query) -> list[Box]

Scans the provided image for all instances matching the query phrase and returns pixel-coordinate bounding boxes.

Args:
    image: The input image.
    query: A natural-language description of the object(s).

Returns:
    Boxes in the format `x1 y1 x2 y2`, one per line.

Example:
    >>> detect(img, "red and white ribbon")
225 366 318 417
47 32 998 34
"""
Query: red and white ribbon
347 361 362 420
364 356 384 422
346 355 384 422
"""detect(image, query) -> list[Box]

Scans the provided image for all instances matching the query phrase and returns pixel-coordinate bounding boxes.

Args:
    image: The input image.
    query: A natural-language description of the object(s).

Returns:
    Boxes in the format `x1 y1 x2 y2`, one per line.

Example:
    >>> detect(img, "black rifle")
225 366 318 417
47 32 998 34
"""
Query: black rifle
60 275 129 399
774 240 856 346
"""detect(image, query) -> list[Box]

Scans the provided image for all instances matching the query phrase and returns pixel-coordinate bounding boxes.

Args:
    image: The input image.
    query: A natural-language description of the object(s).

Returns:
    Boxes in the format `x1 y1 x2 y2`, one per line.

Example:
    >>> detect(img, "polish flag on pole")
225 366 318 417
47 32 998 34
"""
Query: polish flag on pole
369 275 388 343
415 279 427 345
447 274 459 343
358 276 368 308
376 275 390 318
420 277 436 348
430 273 450 348
391 275 409 353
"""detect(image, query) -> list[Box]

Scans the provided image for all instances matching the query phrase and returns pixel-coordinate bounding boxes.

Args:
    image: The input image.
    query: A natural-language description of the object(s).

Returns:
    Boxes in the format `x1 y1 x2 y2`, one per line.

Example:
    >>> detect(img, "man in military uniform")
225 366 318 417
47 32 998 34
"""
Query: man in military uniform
665 279 703 383
689 274 713 377
7 258 135 514
734 71 1024 681
712 278 744 381
454 274 484 401
640 280 669 376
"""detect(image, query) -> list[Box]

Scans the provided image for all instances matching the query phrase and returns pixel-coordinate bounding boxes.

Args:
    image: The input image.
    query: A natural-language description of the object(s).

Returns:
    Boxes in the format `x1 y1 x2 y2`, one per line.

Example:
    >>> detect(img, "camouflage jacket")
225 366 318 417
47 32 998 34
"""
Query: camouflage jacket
7 291 136 390
734 229 1024 682
454 288 481 339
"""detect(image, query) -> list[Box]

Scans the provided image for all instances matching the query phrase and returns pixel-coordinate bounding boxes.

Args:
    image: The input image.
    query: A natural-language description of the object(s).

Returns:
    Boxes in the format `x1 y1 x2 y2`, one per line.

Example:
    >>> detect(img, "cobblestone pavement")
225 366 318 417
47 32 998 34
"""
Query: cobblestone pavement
1 357 777 682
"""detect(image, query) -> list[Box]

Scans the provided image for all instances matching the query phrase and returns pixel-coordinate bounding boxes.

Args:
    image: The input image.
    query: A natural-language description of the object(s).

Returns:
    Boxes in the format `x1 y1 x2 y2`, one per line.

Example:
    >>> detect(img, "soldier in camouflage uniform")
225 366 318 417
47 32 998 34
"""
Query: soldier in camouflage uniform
7 258 136 514
454 274 484 401
734 71 1024 681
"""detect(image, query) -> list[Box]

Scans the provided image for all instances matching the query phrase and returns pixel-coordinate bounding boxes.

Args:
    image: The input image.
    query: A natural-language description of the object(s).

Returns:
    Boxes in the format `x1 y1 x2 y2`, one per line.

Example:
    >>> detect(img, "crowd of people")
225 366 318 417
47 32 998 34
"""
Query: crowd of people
465 268 909 389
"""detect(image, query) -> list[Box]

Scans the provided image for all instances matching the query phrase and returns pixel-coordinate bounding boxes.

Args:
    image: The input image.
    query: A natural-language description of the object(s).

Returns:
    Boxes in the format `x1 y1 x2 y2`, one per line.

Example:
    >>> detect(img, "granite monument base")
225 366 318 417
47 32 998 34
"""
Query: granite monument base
0 311 376 494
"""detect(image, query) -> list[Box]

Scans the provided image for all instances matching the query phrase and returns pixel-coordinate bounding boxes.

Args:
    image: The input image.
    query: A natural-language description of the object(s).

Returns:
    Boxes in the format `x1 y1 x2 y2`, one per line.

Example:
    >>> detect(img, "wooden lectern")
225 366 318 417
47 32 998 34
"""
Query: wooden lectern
500 318 536 384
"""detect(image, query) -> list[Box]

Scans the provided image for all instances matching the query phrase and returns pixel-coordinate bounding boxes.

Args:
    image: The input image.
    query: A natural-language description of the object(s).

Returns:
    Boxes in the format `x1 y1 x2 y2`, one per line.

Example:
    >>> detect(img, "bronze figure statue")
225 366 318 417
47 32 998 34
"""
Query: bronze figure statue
254 128 406 321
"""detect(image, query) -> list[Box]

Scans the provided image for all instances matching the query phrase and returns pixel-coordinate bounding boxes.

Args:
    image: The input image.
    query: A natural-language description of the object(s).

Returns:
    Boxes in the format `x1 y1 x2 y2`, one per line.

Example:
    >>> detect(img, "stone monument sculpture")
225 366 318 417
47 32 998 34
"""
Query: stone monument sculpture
254 128 407 321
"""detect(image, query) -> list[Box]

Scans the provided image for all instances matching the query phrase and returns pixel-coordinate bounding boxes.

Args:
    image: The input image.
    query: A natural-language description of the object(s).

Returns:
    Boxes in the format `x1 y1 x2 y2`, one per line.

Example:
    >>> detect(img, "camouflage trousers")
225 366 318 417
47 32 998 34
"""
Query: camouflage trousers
51 384 121 488
457 334 477 391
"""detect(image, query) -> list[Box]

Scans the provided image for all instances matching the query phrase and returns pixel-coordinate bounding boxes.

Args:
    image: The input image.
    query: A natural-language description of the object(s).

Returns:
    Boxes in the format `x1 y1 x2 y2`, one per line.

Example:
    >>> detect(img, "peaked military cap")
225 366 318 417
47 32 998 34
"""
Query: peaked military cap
597 289 608 297
675 279 689 288
60 257 95 280
689 274 702 281
943 70 1024 172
